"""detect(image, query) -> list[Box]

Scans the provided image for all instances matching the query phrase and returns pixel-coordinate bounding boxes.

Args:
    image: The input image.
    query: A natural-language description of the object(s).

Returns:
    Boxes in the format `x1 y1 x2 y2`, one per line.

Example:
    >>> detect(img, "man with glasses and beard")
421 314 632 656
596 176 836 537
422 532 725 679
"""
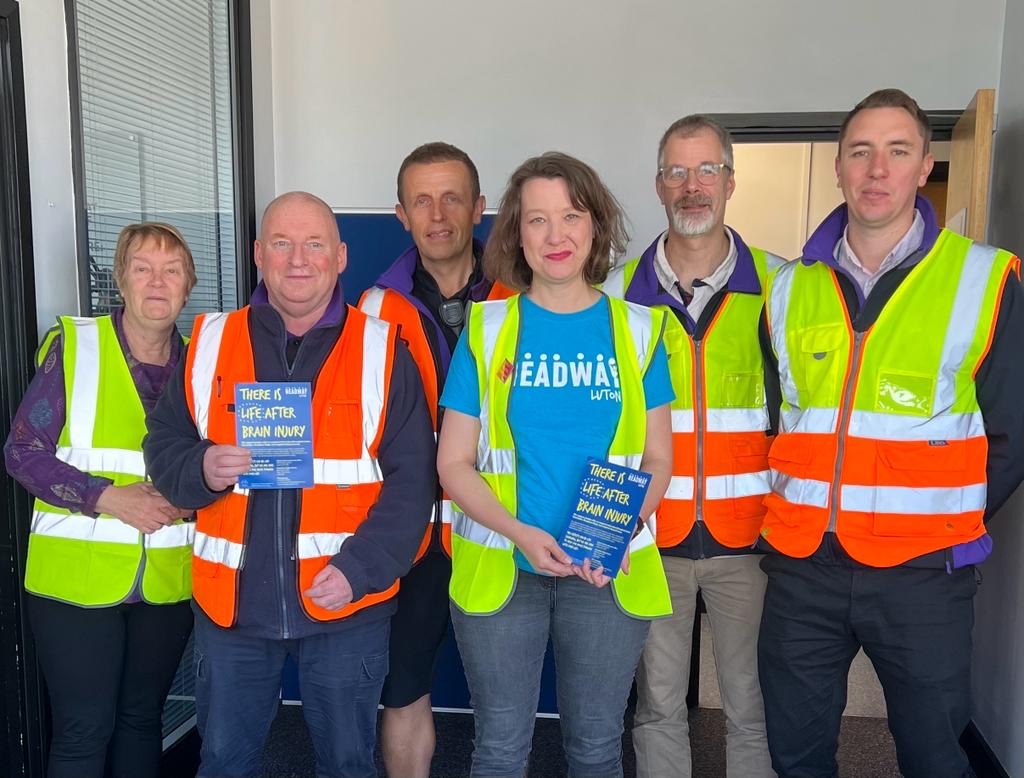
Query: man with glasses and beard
604 115 781 778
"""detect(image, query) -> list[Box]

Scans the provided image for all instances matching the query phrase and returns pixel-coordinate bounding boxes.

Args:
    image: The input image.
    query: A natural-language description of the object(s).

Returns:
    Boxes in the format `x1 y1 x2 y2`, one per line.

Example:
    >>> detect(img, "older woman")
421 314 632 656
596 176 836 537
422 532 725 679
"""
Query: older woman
4 223 197 778
437 152 674 778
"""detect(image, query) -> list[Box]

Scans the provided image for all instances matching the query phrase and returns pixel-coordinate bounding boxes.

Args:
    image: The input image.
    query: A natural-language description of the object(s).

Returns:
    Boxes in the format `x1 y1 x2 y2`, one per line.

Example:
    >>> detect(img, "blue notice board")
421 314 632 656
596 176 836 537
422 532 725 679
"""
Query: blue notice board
279 211 560 715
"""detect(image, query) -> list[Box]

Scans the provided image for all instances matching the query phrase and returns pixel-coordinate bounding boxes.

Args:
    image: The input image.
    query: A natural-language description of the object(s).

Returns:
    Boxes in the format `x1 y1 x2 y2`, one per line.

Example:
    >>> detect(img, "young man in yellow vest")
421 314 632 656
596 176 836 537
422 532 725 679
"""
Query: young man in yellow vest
358 143 511 778
758 89 1024 778
604 115 781 778
144 192 435 778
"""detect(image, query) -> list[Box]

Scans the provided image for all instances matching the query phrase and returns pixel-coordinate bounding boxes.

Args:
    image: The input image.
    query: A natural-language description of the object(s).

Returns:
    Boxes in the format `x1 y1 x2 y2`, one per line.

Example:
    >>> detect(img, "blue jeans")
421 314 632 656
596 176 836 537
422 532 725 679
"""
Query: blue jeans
194 612 389 778
451 571 651 778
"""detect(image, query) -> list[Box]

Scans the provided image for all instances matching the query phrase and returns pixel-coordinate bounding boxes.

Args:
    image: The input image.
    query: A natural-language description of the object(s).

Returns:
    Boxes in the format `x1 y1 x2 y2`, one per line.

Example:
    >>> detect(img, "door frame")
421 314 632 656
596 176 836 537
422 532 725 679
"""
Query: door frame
0 1 47 776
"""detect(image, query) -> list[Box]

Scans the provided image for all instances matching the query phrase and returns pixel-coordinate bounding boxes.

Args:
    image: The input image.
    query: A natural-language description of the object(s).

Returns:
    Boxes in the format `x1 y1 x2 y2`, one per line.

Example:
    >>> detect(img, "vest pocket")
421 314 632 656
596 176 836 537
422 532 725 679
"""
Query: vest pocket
870 440 976 538
874 370 935 415
721 372 764 408
795 324 847 405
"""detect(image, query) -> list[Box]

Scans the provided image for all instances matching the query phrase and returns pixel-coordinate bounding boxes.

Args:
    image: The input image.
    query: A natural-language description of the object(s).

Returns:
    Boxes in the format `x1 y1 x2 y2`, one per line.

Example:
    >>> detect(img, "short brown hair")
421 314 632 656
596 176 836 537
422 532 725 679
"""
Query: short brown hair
396 142 481 205
484 152 628 290
838 88 931 153
113 222 197 293
658 114 735 170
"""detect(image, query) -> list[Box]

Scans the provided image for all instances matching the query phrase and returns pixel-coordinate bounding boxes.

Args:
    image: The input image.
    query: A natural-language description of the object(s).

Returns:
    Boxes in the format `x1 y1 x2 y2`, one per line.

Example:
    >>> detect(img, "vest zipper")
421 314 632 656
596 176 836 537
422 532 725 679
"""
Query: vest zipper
826 330 866 533
694 338 706 525
276 488 290 639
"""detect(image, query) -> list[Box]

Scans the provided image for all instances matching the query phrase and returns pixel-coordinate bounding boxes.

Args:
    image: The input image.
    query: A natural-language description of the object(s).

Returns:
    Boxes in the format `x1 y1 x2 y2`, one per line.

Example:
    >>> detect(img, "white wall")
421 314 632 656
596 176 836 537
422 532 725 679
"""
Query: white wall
262 0 1006 256
971 0 1024 774
19 0 79 337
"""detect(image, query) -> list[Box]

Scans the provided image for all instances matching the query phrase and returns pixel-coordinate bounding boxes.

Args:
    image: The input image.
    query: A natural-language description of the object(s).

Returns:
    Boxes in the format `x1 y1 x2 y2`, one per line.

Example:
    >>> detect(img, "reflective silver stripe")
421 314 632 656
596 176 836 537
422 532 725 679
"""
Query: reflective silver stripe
934 243 1000 411
706 407 768 433
767 263 800 409
190 312 231 439
476 301 509 474
846 410 985 442
452 511 513 550
66 317 100 448
31 511 139 544
772 472 831 508
55 446 147 478
193 530 244 569
602 265 626 298
360 316 391 449
671 409 695 433
664 475 695 500
359 286 385 318
313 457 382 485
764 252 787 272
296 532 354 559
232 484 251 497
479 301 508 377
841 483 987 515
622 301 653 370
706 470 772 500
144 523 196 548
479 446 515 476
608 453 643 470
780 406 839 435
628 523 656 552
440 499 456 525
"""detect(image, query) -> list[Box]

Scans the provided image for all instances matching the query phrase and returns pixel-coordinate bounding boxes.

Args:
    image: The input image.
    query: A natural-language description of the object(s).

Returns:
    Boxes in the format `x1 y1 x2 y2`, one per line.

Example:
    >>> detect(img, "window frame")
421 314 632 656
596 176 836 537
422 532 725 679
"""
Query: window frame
64 0 257 318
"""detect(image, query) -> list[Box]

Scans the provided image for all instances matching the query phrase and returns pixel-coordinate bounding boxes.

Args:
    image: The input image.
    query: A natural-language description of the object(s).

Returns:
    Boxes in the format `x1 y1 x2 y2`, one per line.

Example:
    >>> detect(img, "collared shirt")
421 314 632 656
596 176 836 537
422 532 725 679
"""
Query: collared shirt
835 209 924 297
654 229 737 321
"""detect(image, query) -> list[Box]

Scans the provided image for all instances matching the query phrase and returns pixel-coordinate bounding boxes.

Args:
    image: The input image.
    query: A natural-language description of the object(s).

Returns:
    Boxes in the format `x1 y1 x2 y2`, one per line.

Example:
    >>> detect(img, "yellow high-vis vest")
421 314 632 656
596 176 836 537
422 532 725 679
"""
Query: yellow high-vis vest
763 231 1019 566
25 316 194 606
449 294 672 619
603 241 783 549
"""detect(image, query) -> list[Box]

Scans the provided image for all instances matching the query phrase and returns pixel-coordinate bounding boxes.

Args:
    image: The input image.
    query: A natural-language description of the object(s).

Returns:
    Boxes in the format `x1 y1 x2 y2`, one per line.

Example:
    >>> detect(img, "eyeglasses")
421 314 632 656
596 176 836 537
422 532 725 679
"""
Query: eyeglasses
658 162 732 188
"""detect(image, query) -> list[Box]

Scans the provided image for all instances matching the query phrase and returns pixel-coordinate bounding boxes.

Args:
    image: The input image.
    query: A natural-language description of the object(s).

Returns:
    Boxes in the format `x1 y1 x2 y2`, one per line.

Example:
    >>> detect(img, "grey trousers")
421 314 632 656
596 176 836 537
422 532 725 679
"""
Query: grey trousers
633 554 775 778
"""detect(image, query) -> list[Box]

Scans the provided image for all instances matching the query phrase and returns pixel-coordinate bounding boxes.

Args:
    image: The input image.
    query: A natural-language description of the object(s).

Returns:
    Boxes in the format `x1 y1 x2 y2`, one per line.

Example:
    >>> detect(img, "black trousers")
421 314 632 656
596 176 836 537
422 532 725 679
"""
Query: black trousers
757 553 976 778
27 594 194 778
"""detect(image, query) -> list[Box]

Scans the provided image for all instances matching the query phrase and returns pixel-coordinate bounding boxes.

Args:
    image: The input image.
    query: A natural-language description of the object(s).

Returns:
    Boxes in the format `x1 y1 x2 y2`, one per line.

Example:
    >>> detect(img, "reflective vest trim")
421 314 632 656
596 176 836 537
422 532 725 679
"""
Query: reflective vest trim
54 446 147 478
66 317 101 447
296 532 355 559
189 311 231 439
194 530 244 569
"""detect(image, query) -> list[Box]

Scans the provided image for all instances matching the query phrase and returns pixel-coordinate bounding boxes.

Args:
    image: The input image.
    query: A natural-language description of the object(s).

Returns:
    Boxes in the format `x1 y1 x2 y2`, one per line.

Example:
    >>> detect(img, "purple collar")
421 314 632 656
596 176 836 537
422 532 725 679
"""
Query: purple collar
801 194 940 269
250 278 346 336
623 227 763 324
374 239 492 300
371 239 491 375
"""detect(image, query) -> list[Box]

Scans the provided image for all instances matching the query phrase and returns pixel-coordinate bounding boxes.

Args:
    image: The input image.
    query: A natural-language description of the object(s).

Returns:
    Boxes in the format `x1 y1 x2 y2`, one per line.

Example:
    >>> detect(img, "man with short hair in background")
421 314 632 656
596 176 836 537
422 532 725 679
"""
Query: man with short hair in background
758 88 1024 778
604 115 780 778
359 143 511 778
145 191 435 778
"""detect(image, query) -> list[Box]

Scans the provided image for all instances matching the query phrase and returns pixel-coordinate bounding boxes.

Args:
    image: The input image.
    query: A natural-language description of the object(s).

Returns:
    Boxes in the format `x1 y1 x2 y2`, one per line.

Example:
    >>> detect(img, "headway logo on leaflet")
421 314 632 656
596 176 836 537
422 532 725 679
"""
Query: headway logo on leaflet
515 352 621 401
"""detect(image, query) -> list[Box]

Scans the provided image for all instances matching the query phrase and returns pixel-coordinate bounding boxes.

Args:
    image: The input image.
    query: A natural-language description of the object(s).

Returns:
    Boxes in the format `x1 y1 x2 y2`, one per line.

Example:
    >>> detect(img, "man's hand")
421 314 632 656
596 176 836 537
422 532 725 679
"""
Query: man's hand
513 525 573 577
202 445 252 492
303 564 354 611
96 482 181 534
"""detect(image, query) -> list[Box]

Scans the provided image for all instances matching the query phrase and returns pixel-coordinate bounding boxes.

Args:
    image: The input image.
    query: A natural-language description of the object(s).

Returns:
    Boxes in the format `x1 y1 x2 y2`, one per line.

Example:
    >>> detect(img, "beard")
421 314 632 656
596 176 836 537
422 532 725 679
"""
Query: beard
670 195 715 237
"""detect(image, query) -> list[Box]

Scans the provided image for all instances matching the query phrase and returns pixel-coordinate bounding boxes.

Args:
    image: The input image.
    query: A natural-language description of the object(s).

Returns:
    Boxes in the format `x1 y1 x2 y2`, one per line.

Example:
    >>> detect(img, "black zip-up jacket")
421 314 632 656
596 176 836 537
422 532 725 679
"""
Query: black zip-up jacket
144 283 435 638
760 200 1024 568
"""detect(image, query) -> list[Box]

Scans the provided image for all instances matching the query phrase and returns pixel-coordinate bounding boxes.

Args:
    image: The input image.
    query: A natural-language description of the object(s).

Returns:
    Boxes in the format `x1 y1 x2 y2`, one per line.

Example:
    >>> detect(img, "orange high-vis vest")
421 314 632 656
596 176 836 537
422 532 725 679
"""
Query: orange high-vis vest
358 280 514 559
763 231 1020 567
603 241 782 549
184 305 399 626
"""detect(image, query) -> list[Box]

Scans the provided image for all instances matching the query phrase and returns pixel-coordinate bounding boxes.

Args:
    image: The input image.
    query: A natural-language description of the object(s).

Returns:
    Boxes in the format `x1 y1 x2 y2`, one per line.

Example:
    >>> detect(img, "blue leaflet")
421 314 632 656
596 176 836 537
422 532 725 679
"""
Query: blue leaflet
234 382 314 489
558 457 652 578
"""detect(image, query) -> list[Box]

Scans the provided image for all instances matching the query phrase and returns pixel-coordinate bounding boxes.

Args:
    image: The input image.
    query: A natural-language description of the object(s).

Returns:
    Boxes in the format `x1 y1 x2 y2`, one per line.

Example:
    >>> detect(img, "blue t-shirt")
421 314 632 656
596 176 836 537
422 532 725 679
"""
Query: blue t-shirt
440 295 674 573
